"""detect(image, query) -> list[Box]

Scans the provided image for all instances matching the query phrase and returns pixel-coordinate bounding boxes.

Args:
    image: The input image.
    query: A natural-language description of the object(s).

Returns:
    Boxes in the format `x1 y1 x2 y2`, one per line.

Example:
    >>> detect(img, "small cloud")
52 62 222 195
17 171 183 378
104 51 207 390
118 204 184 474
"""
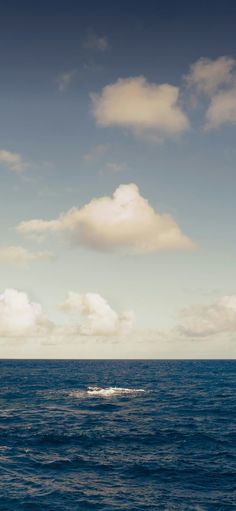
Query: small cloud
83 31 109 52
0 246 54 265
17 183 195 253
91 76 189 141
83 144 108 162
185 56 235 96
56 69 77 92
185 56 236 131
105 162 128 173
0 149 29 173
61 291 134 336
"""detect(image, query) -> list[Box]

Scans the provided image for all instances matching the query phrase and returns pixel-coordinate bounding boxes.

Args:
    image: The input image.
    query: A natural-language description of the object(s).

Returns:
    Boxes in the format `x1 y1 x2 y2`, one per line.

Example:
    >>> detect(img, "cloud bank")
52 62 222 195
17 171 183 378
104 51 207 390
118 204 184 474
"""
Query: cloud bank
177 295 236 338
91 76 189 140
0 290 235 360
18 183 194 253
0 289 134 340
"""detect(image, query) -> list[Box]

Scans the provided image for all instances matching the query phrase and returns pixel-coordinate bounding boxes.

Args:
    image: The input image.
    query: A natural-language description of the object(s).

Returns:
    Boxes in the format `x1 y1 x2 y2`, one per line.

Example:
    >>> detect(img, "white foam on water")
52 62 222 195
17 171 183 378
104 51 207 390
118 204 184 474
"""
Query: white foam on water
87 386 145 396
69 386 145 398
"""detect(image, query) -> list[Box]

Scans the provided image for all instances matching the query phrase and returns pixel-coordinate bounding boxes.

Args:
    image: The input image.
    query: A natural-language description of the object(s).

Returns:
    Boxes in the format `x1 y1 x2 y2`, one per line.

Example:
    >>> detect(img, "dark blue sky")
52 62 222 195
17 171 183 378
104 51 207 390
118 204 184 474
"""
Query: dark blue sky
0 0 235 93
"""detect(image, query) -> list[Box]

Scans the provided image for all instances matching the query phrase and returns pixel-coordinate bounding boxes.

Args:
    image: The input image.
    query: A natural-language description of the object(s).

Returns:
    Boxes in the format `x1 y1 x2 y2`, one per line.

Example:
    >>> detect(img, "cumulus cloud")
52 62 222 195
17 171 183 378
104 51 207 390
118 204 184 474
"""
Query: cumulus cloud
17 183 194 253
0 289 53 337
0 246 53 265
177 295 236 338
83 32 109 52
186 56 235 95
1 288 235 357
61 291 134 336
185 56 236 129
0 150 29 173
0 288 134 342
56 69 77 92
205 86 236 129
91 76 189 140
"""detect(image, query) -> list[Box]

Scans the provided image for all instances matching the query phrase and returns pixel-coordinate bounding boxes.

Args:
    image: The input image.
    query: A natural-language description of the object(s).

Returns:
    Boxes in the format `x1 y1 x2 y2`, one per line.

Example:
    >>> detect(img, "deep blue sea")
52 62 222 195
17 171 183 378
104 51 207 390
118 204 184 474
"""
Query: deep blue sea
0 360 235 511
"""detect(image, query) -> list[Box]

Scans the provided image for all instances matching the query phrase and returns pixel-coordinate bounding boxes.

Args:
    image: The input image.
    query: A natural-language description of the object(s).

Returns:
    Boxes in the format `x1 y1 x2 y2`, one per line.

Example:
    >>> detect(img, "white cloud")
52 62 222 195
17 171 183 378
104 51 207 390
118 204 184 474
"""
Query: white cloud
177 295 236 338
0 289 53 337
83 32 109 52
91 76 189 140
185 57 236 129
186 56 235 95
205 85 236 129
0 150 29 173
56 69 77 92
61 291 134 336
0 288 133 342
17 183 194 253
0 289 235 358
0 246 53 265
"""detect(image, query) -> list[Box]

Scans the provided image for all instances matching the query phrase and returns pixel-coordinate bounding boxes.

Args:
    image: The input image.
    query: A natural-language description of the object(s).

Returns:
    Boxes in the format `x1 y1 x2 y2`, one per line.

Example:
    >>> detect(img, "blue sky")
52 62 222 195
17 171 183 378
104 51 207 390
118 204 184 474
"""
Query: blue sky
0 0 236 358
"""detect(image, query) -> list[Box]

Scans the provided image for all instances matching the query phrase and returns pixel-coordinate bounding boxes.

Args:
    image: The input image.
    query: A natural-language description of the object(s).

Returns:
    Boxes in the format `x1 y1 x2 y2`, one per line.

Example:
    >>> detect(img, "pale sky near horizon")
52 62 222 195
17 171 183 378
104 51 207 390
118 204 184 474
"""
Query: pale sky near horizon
0 0 236 358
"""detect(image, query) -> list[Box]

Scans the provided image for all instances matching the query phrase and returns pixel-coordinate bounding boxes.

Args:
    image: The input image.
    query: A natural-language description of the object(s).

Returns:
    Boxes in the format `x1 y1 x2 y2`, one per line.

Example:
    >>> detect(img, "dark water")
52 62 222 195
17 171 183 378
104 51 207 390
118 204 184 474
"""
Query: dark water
0 360 235 511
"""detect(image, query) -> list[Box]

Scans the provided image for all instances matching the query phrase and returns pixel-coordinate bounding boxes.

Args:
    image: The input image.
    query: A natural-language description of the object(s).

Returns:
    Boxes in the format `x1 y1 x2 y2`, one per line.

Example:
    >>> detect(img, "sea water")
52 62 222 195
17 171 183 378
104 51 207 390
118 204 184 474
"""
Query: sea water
0 359 235 510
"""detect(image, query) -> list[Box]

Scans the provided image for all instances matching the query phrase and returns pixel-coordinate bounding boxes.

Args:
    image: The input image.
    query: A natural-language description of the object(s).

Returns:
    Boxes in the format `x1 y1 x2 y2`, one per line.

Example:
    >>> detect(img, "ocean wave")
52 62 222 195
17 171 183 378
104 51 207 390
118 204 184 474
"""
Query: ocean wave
69 386 145 398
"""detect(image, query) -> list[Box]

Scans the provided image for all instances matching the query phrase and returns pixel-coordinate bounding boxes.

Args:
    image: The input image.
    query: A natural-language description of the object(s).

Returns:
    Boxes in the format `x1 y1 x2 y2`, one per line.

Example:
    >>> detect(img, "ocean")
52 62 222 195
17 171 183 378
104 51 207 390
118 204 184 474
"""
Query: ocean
0 360 235 510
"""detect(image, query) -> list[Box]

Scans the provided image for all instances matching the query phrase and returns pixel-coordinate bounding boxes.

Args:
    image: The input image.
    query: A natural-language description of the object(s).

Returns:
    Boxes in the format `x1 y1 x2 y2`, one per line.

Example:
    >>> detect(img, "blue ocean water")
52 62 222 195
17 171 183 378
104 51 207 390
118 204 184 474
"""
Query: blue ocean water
0 360 235 511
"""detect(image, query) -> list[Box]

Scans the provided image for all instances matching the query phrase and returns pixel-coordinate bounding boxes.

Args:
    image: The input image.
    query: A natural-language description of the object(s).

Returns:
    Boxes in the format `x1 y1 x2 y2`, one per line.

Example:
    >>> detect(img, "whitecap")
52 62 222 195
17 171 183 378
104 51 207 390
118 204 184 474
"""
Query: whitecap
70 386 145 398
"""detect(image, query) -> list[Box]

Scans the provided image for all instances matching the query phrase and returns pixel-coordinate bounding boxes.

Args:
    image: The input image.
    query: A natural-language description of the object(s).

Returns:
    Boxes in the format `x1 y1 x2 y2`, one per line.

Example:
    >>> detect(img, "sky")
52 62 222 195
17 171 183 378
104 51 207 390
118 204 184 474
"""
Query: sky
0 0 236 358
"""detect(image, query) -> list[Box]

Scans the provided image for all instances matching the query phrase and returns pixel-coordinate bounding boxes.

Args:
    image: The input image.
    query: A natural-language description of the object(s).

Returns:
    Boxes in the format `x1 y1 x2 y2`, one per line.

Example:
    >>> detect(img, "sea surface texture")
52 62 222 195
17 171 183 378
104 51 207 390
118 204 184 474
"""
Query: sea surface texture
0 360 235 510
